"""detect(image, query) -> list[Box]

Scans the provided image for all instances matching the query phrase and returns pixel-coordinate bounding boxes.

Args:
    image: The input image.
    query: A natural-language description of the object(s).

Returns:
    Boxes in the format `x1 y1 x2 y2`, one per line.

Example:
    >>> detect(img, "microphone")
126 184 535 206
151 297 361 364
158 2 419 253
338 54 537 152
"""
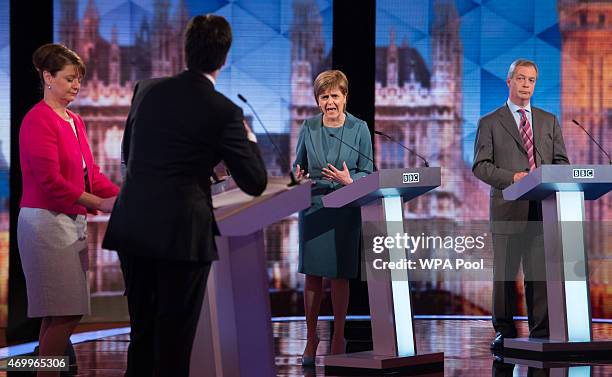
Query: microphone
237 94 299 186
374 130 430 167
572 119 612 164
237 93 248 104
329 134 377 171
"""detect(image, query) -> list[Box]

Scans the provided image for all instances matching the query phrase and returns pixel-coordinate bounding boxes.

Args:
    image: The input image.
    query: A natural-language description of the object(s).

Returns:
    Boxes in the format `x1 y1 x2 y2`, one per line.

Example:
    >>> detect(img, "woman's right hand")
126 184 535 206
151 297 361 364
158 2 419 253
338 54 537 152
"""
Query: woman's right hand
77 192 116 213
295 164 309 180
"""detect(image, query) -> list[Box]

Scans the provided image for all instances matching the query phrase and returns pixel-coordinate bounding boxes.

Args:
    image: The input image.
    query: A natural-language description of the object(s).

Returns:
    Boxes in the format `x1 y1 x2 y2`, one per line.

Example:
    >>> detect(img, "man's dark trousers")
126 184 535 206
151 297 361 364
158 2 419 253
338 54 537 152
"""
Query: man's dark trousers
119 253 211 377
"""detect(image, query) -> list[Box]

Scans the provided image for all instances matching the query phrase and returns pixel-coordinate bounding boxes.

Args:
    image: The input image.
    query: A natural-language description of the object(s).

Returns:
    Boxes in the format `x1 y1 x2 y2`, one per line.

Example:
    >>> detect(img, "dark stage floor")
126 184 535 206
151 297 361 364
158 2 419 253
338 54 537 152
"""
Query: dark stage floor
13 319 612 376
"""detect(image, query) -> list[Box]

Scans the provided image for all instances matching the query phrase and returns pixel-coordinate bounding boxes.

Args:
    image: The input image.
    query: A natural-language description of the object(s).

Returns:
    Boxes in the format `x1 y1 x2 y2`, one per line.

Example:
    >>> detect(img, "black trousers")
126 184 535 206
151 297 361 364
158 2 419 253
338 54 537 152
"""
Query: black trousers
492 204 549 338
119 253 211 377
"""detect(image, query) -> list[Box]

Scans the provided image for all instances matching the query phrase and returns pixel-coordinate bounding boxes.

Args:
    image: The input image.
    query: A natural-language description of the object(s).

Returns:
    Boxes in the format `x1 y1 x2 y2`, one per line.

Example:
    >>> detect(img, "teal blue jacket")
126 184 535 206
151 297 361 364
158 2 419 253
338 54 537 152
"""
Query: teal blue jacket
293 112 374 193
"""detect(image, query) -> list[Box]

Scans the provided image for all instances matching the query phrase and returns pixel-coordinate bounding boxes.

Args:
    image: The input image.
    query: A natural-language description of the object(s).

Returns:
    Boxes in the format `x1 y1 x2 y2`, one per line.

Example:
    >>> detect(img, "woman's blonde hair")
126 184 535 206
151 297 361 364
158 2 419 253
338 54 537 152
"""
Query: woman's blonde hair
313 70 348 102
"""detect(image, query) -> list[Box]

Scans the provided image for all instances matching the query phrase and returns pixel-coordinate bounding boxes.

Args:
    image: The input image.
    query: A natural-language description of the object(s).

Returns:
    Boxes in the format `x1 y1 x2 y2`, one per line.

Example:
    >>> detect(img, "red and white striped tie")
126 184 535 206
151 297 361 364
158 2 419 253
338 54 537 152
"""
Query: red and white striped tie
518 108 536 171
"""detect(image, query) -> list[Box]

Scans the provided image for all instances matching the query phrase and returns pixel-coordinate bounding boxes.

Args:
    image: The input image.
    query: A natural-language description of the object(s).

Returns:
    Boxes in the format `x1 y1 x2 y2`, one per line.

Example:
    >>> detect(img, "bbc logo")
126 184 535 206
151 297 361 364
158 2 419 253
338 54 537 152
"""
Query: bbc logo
572 169 594 179
403 173 420 184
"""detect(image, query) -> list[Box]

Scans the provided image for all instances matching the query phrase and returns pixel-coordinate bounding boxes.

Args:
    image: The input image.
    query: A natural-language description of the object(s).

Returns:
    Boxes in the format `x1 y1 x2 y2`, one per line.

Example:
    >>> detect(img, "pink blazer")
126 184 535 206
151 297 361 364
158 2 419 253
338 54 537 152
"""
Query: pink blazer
20 100 119 215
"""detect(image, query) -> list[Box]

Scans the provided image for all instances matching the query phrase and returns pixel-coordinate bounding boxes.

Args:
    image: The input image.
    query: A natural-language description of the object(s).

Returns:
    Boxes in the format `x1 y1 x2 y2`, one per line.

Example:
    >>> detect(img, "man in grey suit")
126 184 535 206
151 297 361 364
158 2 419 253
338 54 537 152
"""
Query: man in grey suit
472 59 570 352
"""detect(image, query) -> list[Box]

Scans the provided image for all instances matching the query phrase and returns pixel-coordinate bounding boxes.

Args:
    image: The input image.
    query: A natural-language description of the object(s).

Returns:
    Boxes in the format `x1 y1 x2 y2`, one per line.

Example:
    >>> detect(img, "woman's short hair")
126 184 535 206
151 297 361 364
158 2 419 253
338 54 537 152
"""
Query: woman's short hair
32 43 86 84
313 70 348 100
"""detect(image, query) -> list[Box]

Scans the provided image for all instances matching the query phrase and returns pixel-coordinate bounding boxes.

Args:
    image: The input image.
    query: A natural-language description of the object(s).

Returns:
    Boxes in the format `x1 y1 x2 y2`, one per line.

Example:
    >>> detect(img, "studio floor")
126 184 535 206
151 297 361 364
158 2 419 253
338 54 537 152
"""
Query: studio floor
5 319 612 376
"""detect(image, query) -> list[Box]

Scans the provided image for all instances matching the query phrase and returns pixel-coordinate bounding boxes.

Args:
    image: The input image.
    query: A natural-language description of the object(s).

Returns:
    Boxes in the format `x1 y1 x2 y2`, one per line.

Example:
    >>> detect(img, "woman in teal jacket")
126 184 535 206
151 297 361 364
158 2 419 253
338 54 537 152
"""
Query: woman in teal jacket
293 70 373 365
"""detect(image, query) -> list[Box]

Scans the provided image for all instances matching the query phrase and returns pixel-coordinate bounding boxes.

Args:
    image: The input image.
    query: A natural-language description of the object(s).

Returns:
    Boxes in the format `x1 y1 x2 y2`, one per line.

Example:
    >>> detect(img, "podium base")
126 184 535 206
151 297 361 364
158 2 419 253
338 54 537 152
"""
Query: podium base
504 338 612 360
324 351 443 372
502 357 590 369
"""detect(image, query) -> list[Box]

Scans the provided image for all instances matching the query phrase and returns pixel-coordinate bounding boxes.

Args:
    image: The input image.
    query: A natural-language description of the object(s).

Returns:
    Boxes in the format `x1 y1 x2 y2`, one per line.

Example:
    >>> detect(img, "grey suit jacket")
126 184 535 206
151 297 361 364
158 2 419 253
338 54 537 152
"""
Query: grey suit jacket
472 103 570 234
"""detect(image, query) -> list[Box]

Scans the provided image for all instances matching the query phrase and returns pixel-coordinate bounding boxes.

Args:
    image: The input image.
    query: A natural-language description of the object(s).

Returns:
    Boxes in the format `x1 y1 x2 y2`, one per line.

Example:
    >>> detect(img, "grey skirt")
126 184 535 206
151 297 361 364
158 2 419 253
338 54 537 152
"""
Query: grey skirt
17 208 90 317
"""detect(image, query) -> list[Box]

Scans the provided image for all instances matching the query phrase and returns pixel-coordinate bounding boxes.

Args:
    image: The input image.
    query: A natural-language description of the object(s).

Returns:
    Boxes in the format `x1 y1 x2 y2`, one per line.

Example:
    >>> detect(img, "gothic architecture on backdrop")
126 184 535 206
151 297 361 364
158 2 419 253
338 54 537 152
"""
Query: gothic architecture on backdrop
289 0 331 165
371 0 488 221
558 0 612 289
59 0 190 186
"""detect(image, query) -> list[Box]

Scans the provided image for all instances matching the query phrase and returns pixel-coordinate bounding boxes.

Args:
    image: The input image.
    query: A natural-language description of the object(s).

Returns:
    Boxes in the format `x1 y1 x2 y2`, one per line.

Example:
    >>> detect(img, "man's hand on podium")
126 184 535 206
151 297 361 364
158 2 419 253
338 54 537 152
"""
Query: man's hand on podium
512 171 528 183
322 161 353 186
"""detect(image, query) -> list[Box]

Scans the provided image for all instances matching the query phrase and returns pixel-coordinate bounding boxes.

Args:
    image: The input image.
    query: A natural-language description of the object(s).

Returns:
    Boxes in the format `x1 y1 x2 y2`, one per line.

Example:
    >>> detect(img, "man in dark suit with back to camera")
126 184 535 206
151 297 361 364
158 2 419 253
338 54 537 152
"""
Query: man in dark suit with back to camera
102 14 267 377
472 59 569 352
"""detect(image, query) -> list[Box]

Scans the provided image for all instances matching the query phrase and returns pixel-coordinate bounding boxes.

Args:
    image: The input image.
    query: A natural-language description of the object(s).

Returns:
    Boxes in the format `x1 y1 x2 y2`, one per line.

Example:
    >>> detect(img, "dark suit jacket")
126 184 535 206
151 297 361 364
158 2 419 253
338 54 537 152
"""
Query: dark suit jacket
472 103 569 234
102 70 267 262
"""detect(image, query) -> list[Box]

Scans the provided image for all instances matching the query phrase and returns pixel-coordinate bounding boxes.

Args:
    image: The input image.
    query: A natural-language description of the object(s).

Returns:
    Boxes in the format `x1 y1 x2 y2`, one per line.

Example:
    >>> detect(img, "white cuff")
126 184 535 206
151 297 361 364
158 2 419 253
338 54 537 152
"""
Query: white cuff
247 132 258 143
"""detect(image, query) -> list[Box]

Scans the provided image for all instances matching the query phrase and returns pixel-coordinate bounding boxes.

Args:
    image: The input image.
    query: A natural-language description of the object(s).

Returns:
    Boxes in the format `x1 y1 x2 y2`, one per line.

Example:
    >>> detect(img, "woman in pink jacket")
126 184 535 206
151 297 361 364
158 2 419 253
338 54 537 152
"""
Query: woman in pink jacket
18 43 119 375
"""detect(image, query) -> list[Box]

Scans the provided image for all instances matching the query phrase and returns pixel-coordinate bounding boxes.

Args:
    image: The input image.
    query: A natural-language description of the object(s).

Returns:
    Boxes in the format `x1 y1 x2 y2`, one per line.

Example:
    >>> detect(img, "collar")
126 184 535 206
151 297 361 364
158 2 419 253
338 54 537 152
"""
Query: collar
507 98 531 114
203 73 216 86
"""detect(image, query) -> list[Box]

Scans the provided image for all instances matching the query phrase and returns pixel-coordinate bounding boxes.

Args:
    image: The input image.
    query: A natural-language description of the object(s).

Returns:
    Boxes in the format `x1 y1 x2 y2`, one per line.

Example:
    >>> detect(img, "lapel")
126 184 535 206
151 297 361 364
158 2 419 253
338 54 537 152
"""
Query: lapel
336 113 359 167
497 103 526 154
531 107 544 166
307 113 359 168
307 115 327 168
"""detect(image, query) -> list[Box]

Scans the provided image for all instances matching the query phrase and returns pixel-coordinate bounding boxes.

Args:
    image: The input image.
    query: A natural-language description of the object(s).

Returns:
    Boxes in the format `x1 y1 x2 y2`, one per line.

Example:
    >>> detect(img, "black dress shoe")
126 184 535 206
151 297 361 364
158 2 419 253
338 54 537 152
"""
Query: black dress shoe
490 331 518 353
490 332 504 351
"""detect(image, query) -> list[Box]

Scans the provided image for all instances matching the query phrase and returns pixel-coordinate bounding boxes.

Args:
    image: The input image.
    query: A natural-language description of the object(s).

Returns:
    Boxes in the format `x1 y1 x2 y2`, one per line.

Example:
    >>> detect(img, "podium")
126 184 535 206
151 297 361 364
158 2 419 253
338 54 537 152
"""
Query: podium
502 164 612 355
501 357 595 375
189 178 311 377
321 168 444 371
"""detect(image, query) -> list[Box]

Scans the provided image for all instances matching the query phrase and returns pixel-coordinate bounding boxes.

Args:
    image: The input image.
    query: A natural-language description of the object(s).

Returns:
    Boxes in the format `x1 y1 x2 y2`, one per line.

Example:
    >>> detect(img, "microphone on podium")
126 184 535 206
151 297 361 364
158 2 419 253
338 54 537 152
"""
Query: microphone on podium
329 133 377 171
237 94 299 186
571 119 612 165
373 130 430 167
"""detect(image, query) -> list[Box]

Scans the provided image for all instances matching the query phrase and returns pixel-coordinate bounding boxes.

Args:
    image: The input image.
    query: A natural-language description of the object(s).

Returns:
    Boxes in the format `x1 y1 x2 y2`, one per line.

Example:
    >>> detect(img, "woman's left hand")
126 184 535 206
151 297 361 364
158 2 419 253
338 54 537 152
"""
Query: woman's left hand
322 161 353 186
99 196 117 213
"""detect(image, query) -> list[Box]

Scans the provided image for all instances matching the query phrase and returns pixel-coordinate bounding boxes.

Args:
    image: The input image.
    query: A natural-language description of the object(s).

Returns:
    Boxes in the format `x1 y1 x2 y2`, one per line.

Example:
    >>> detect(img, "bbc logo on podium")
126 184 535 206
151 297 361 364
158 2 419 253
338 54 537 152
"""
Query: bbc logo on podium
573 168 594 179
403 172 420 184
